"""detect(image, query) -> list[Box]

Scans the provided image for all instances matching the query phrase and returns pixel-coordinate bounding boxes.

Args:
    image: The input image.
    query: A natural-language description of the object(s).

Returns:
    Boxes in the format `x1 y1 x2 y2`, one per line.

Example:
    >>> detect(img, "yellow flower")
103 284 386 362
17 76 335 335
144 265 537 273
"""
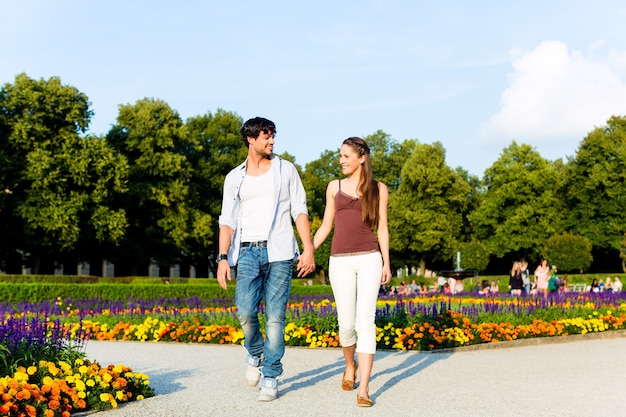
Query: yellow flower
75 379 86 391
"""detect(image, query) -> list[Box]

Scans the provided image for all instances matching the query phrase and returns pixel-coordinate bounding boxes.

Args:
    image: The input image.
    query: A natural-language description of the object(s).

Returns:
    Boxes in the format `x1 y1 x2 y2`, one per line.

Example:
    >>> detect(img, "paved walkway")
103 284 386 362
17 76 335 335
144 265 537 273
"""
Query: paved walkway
83 332 626 417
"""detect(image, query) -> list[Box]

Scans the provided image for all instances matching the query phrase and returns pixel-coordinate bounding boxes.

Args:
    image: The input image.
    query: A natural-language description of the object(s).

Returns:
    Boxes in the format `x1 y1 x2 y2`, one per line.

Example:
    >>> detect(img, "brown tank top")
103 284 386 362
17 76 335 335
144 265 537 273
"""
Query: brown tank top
331 181 379 256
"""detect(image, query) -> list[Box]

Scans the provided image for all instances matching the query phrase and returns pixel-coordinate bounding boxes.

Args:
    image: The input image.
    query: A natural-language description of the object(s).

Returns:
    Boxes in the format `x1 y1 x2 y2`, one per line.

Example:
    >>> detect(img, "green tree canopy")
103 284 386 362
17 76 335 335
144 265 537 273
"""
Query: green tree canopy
106 98 198 275
469 141 565 266
389 141 470 273
457 240 490 273
563 116 626 269
185 109 245 275
543 232 593 273
0 74 127 273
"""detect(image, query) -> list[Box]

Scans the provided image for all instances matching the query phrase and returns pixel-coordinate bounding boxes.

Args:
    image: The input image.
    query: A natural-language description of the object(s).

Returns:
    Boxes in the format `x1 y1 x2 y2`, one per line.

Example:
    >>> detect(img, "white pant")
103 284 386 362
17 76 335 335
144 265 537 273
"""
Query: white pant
329 251 382 354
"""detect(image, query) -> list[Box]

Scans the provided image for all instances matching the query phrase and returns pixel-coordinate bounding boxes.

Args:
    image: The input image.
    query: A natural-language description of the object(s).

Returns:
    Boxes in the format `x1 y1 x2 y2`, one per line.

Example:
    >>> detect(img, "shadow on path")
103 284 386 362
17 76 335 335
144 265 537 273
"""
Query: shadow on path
369 351 451 400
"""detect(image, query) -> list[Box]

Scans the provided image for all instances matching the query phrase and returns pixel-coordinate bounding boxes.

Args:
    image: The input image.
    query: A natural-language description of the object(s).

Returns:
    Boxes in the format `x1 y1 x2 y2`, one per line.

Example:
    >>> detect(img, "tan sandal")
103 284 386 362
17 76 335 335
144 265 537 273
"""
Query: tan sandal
341 362 358 391
356 394 373 407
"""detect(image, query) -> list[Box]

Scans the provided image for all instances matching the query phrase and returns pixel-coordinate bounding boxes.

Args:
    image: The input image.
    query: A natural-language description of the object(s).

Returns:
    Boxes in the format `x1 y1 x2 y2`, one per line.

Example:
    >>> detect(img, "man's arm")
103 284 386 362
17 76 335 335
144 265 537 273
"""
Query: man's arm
216 225 234 289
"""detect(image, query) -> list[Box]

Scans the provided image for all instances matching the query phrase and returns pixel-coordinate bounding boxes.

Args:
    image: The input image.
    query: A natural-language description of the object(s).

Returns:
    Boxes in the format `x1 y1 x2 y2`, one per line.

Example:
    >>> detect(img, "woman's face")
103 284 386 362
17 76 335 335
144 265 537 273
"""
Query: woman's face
339 144 364 176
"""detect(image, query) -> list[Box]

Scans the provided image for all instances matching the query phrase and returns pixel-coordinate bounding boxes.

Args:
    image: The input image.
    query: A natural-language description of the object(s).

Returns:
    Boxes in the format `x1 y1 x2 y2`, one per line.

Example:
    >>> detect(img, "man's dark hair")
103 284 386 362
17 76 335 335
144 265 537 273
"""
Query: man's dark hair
240 117 276 147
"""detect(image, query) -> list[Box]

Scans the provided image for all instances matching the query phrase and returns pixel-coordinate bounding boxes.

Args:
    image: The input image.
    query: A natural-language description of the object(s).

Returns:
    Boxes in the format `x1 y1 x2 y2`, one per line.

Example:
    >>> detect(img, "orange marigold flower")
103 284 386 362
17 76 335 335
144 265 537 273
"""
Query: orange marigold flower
16 389 31 401
25 404 37 417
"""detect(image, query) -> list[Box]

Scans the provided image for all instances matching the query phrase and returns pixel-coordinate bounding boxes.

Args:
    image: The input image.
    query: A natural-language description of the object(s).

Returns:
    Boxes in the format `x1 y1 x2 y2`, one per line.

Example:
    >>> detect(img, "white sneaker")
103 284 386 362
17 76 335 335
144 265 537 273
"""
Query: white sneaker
245 354 262 387
258 376 278 402
245 365 261 387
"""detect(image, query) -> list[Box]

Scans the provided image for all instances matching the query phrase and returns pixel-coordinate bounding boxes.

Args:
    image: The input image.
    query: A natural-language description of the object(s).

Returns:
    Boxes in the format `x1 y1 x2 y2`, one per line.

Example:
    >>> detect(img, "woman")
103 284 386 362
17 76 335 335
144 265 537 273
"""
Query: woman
313 137 392 407
509 261 523 296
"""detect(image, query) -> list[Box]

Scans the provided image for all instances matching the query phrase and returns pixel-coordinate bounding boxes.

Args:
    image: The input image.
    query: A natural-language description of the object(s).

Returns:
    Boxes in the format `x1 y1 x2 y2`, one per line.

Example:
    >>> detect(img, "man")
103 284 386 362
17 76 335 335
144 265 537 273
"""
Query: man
216 117 315 402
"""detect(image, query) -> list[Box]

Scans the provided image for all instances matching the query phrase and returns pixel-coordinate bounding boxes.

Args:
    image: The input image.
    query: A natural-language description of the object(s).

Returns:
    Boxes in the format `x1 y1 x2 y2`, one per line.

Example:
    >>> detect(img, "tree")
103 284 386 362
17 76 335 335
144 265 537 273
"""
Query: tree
0 74 128 274
469 141 565 270
363 130 414 193
185 109 245 276
457 241 490 273
106 98 198 276
563 116 626 271
543 232 593 274
455 167 482 242
389 141 470 274
18 137 129 274
302 149 342 219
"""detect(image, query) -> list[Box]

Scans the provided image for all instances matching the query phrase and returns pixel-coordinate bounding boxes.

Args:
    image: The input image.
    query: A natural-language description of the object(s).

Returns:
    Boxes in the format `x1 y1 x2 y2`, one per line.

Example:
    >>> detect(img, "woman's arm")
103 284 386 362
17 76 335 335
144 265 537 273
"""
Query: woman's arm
376 182 392 285
313 180 338 250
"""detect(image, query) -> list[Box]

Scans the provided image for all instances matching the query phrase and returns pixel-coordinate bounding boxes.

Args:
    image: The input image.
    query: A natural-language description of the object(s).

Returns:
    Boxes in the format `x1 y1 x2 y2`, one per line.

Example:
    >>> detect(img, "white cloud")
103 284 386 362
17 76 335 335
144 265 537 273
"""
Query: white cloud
482 40 626 144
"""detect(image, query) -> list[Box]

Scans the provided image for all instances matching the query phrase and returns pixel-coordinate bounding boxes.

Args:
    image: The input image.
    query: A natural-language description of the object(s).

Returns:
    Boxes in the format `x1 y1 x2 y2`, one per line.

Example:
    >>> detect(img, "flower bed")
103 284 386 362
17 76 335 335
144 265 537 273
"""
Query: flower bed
0 314 154 416
4 291 625 414
5 292 625 350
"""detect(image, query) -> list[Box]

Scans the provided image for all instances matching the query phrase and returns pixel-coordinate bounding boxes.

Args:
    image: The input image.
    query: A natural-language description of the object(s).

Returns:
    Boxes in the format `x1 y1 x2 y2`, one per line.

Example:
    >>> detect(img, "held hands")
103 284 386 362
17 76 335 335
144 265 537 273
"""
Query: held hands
296 249 316 277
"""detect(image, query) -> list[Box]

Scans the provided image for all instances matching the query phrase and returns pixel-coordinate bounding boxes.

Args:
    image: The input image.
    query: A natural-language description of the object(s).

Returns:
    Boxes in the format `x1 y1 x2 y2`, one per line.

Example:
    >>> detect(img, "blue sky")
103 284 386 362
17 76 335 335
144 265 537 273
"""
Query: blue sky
3 1 626 176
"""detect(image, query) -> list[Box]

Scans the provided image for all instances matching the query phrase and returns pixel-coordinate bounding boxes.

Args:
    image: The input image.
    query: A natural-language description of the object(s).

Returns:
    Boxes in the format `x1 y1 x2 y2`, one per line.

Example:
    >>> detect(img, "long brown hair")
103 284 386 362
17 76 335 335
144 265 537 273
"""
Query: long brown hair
343 137 379 228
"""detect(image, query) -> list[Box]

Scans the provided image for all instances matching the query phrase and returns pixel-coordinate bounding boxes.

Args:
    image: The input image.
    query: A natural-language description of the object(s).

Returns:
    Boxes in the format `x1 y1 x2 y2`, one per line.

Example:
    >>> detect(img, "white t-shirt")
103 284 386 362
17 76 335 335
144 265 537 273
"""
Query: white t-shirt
239 169 274 242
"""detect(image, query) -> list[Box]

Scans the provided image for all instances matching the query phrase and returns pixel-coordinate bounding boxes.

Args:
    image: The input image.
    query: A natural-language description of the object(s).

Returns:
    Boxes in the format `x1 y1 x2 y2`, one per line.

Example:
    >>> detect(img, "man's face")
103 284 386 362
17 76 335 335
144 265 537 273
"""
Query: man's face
249 130 275 157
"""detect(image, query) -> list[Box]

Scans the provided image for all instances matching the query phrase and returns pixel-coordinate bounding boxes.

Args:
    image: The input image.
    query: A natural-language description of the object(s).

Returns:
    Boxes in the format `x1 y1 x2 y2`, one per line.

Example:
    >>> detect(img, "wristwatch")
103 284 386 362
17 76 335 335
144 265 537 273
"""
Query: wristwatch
215 254 228 263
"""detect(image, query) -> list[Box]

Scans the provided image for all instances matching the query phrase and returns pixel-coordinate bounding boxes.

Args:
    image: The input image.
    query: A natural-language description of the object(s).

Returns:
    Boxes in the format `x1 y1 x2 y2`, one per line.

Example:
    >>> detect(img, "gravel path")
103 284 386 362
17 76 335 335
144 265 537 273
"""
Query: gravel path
82 332 626 417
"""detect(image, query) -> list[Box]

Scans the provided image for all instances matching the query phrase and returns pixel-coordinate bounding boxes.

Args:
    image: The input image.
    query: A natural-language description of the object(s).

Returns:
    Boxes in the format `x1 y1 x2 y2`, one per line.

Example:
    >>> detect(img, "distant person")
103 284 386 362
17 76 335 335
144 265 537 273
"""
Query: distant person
612 277 622 292
397 280 411 296
437 275 446 293
548 266 559 294
448 277 457 294
520 261 531 295
509 261 523 296
313 136 391 407
534 259 550 298
490 280 499 294
478 279 490 295
409 279 419 294
604 277 613 292
590 278 599 293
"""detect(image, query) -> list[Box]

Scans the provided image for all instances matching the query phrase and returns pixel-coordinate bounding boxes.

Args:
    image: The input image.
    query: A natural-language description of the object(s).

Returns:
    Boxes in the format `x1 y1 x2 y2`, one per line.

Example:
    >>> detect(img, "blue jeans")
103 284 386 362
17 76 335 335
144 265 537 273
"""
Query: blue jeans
235 246 292 378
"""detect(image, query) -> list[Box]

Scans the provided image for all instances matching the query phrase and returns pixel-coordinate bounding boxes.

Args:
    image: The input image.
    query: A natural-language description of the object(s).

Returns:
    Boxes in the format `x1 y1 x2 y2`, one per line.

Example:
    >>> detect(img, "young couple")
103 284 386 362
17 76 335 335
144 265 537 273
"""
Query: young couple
216 117 391 407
